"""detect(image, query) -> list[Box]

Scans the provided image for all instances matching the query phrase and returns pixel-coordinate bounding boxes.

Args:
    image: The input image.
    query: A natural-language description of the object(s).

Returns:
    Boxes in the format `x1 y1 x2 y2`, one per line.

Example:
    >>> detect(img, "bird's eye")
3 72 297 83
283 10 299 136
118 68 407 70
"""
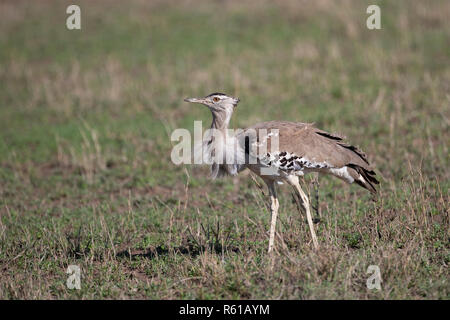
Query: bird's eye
213 97 220 102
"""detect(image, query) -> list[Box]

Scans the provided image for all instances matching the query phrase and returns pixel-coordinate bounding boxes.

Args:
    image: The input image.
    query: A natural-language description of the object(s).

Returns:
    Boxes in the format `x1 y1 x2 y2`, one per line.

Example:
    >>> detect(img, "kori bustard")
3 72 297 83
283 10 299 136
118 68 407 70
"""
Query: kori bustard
184 93 379 253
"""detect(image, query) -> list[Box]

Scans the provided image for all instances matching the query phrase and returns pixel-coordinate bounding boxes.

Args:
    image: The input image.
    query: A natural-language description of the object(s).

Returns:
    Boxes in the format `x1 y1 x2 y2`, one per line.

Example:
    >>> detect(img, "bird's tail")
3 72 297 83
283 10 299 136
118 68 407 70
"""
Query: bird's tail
347 164 379 194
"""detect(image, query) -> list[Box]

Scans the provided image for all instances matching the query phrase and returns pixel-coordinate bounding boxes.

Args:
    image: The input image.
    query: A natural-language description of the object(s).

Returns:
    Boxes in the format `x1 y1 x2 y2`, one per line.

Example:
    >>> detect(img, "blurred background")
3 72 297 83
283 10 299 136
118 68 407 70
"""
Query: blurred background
0 0 448 299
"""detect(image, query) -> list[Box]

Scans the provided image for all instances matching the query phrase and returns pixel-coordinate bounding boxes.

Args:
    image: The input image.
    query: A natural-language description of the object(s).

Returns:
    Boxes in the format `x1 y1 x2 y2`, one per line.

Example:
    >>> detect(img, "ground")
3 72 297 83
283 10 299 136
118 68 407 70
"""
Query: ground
0 0 448 299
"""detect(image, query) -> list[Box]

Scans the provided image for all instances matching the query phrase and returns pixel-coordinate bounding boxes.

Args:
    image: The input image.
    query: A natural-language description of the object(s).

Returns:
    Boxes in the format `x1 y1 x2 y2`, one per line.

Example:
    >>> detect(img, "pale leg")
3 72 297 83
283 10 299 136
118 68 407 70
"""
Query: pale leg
267 181 279 253
287 176 319 250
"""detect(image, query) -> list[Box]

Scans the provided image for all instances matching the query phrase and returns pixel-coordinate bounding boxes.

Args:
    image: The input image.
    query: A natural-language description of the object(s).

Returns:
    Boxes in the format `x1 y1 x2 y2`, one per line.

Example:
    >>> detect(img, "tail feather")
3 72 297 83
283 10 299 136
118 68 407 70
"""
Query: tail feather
347 164 379 194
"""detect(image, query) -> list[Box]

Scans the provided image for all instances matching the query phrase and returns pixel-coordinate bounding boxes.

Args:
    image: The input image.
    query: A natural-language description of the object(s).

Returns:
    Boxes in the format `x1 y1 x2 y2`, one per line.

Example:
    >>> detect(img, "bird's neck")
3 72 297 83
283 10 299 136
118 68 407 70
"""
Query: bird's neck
210 110 232 131
206 108 241 178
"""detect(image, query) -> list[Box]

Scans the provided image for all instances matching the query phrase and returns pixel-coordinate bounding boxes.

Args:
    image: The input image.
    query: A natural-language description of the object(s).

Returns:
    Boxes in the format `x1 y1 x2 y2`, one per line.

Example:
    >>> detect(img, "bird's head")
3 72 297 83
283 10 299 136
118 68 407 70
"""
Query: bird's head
184 92 240 114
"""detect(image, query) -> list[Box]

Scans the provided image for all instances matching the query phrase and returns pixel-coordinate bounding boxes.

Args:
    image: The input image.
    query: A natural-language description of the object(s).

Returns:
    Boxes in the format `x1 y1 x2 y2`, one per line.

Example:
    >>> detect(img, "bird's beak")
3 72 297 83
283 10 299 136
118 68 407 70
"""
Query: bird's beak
184 97 206 105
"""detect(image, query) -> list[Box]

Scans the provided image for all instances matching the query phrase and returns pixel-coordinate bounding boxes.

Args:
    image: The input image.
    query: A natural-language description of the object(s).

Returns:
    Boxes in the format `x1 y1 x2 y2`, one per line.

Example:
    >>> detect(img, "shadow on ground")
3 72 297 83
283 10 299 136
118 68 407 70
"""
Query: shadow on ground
117 244 241 260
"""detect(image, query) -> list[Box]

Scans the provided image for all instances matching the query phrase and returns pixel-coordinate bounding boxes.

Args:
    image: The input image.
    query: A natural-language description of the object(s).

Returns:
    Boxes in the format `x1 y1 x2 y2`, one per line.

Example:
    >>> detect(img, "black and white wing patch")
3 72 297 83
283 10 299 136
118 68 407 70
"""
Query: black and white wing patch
260 151 331 173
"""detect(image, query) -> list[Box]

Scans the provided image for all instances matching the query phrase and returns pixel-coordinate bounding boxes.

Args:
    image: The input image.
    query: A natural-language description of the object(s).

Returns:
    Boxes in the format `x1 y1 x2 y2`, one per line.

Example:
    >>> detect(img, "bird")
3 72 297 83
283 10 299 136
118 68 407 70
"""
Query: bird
184 92 379 253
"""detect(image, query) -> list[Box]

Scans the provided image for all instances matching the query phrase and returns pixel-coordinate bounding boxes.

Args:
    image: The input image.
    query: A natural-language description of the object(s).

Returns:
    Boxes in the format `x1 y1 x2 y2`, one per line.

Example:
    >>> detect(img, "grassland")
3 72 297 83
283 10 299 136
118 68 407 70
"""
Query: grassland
0 0 448 299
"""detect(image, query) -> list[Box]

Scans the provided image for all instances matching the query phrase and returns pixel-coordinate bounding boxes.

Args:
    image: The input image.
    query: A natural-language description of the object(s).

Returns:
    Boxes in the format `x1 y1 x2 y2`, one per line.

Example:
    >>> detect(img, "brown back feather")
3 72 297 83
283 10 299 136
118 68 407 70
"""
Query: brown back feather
245 121 373 170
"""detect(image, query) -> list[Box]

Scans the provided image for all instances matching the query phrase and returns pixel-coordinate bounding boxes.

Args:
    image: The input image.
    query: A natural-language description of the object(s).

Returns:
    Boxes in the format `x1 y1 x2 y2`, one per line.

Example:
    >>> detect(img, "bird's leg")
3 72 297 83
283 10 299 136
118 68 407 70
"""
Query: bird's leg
267 181 279 254
312 173 321 220
298 186 319 249
288 176 319 250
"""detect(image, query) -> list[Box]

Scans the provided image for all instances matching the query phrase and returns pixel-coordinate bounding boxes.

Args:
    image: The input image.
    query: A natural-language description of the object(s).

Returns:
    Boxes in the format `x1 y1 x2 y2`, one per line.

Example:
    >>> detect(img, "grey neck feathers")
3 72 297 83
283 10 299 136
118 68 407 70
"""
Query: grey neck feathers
210 108 233 130
208 107 237 178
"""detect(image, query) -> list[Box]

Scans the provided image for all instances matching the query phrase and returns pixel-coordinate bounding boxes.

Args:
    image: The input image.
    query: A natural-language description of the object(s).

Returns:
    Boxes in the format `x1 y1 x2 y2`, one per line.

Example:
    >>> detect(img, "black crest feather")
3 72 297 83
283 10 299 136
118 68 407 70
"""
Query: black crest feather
206 92 228 98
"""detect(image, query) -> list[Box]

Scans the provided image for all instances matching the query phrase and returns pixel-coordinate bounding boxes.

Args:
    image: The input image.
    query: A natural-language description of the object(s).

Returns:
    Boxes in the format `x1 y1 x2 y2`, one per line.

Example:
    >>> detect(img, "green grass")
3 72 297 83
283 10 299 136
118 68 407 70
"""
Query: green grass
0 0 448 299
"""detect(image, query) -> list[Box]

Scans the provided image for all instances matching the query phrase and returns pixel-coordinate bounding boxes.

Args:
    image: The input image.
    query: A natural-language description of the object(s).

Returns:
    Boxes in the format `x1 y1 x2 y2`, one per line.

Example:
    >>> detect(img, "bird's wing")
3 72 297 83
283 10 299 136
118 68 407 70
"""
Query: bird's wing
242 121 372 170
